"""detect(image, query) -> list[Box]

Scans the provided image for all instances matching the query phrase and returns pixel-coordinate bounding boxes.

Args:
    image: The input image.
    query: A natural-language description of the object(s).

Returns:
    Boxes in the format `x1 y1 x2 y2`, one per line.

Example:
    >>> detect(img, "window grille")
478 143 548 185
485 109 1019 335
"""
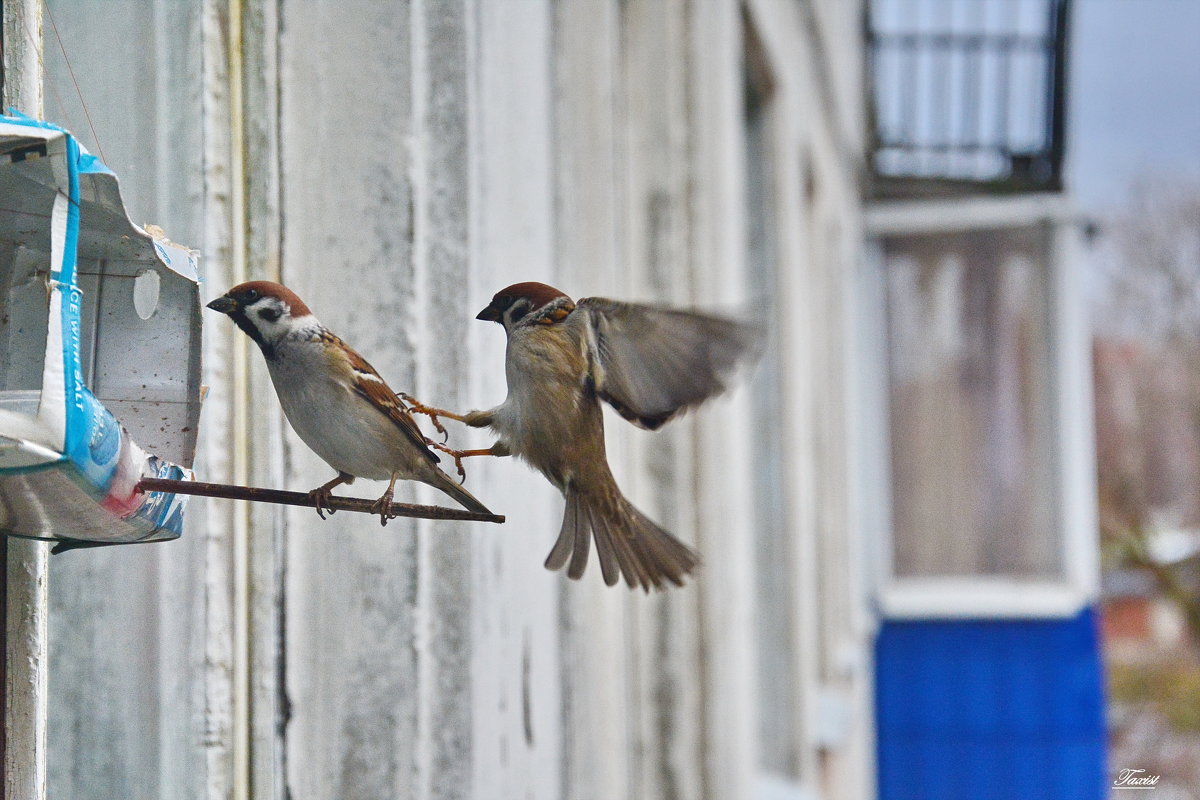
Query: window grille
867 0 1070 194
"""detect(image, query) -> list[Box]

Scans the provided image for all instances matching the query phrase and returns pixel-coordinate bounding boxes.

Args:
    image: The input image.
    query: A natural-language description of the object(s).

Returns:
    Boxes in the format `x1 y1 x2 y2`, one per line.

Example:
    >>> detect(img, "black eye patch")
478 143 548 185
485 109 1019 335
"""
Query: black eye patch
506 298 531 319
257 307 282 323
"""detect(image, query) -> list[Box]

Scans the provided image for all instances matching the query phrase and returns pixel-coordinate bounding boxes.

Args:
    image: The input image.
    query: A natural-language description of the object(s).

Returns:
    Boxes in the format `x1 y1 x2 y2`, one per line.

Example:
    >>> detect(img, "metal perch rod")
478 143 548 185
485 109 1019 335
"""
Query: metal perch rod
136 478 505 524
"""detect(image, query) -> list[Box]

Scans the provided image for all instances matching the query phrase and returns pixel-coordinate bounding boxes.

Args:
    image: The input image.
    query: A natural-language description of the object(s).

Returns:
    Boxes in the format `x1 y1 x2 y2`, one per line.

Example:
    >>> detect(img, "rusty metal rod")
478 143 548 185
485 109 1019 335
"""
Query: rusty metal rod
136 477 505 524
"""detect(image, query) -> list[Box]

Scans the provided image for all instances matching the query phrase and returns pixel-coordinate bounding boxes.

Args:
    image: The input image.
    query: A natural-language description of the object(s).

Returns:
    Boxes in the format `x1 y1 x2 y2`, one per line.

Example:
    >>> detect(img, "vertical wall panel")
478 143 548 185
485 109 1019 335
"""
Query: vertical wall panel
413 1 474 798
468 1 564 798
198 0 240 795
41 2 220 799
239 2 287 799
687 3 762 798
3 4 49 799
277 2 422 799
618 2 706 799
551 3 635 800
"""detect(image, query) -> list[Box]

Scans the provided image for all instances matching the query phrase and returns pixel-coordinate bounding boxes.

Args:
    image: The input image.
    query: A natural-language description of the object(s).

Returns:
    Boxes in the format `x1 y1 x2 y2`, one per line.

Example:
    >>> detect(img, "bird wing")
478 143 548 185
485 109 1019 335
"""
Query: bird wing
574 297 758 430
328 333 440 465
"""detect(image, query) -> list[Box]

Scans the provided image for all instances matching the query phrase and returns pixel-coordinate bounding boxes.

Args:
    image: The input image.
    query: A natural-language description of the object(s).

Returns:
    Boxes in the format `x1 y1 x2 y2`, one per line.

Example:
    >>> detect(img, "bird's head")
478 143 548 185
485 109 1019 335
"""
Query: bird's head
207 281 314 357
476 282 575 333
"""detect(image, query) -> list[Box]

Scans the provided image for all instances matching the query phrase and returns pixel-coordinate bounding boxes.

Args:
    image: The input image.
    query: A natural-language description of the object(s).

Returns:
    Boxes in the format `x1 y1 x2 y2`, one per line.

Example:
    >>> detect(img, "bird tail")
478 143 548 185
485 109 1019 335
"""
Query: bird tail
544 480 700 591
429 470 494 515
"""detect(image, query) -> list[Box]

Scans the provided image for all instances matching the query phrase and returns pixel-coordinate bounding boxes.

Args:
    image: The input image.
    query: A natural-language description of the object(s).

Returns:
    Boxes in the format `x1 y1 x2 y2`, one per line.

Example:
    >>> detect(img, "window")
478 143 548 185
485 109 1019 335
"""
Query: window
864 196 1098 618
884 226 1060 578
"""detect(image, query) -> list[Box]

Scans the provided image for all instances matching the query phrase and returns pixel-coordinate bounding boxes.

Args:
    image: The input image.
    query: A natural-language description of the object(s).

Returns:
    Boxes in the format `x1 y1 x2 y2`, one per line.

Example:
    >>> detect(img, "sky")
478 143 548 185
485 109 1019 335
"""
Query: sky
1069 0 1200 212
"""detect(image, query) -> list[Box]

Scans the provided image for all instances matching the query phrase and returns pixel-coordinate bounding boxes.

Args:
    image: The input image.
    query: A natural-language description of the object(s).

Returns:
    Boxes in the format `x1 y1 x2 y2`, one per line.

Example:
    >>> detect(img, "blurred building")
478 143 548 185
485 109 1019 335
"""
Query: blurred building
1 0 1103 798
864 2 1106 798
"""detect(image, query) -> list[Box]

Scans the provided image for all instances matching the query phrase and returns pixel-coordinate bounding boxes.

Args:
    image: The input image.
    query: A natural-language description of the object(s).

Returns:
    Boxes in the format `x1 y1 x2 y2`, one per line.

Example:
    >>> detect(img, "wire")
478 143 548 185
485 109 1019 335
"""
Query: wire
43 2 108 165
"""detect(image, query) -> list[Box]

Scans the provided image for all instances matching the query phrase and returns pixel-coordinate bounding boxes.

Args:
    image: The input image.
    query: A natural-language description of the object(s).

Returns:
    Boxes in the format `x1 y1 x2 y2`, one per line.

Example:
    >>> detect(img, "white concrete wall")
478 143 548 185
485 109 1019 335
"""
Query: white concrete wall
25 1 874 799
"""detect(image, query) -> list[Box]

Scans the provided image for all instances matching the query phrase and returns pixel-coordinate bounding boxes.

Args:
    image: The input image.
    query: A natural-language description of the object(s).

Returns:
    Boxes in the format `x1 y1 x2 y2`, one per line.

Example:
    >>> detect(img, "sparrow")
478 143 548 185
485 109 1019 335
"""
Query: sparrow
206 281 493 523
408 282 757 591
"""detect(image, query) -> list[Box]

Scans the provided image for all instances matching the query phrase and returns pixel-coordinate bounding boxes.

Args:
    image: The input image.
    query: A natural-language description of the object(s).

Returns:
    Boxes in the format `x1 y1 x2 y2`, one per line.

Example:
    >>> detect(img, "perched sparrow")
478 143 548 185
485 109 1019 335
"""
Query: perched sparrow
206 281 493 523
410 282 756 591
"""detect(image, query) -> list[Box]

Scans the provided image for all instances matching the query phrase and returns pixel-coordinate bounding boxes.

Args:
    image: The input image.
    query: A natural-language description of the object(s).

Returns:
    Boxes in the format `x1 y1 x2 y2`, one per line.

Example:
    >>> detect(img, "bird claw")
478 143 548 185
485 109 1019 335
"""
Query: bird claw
398 393 451 443
309 472 353 519
369 493 396 526
428 441 468 483
307 487 336 519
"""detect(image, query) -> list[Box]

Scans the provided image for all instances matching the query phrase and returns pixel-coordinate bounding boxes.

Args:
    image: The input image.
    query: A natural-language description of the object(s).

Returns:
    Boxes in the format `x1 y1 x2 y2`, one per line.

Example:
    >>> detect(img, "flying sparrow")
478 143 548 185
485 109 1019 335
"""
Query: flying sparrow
409 282 757 591
206 281 493 523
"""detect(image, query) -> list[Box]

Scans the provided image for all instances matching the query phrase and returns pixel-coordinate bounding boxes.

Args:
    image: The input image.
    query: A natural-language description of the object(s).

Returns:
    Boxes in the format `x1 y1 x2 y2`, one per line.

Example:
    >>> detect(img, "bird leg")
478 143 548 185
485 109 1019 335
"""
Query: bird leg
401 395 497 432
399 393 462 441
427 442 511 483
308 471 354 519
369 471 402 527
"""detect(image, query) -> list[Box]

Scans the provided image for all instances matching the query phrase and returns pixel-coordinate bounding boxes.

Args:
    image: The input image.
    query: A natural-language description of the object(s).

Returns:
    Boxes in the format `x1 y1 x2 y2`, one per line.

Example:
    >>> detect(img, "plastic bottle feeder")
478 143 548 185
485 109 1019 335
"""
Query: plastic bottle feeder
0 113 201 552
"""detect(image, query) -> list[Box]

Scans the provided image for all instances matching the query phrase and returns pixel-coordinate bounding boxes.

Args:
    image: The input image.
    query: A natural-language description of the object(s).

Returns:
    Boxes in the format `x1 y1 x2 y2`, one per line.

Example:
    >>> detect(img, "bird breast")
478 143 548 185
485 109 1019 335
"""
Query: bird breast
266 340 424 481
494 323 603 486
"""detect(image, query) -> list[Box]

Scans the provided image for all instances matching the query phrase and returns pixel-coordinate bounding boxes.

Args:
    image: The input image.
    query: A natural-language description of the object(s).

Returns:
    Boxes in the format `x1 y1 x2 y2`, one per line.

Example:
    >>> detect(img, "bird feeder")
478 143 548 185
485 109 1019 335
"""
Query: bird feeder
0 112 201 551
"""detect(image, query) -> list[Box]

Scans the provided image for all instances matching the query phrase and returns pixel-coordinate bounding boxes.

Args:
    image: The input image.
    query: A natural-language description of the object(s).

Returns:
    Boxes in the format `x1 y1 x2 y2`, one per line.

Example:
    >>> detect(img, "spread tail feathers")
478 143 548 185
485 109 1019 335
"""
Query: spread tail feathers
429 470 494 515
544 483 700 591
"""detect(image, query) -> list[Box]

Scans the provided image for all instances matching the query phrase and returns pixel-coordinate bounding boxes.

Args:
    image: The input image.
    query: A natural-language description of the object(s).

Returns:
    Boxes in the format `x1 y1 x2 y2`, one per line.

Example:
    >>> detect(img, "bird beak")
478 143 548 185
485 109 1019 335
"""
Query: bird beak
476 303 501 322
207 296 238 314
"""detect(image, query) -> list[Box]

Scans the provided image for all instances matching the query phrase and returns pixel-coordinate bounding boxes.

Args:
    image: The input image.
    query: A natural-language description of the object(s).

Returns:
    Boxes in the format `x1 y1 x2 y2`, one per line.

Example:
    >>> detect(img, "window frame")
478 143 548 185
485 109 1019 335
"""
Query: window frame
861 193 1099 619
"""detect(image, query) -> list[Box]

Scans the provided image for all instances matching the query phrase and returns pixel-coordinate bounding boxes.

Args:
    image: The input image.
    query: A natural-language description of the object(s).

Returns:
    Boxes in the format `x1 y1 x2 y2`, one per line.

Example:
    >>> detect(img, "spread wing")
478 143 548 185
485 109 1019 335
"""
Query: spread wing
575 297 758 430
330 334 440 465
